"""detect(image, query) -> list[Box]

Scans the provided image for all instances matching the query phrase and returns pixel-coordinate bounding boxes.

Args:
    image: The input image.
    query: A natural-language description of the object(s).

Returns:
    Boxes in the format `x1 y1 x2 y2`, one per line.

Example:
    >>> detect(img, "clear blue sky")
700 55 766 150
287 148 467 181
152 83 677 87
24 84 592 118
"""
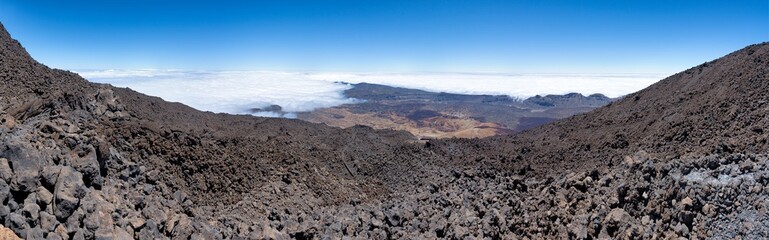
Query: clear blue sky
0 1 767 73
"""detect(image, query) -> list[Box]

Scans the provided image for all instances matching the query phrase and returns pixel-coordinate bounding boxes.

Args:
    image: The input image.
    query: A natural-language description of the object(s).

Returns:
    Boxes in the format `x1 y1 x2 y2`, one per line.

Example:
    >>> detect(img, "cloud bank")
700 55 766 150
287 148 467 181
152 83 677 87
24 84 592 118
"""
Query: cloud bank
80 70 666 117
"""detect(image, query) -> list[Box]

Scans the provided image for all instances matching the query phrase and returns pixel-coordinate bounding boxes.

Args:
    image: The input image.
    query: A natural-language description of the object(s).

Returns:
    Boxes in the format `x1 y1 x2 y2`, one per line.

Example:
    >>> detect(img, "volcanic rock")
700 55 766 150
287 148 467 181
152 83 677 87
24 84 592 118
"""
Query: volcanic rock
53 166 86 220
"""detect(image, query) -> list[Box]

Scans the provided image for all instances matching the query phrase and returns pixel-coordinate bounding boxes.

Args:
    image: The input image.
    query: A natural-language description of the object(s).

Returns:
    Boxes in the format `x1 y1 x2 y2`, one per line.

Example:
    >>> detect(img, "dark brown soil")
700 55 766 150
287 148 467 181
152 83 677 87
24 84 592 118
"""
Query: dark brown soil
0 21 767 239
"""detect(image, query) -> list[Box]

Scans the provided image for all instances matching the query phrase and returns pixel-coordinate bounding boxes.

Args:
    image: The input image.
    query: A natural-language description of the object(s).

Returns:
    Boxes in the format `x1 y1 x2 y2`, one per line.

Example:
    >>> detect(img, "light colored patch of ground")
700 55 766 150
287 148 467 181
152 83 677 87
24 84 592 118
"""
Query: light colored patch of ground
300 107 511 139
0 225 20 240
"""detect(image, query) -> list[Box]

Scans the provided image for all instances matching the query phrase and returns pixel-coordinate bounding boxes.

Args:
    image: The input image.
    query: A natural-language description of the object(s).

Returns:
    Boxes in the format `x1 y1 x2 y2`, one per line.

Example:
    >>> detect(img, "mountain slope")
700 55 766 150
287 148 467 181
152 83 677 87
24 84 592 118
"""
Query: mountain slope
432 43 769 174
0 22 442 238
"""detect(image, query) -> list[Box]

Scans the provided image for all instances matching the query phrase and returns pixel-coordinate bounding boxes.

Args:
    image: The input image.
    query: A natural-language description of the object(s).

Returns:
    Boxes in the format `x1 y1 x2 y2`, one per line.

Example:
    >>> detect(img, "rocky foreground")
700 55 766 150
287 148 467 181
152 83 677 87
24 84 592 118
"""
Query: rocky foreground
3 111 768 239
0 21 768 239
195 151 769 239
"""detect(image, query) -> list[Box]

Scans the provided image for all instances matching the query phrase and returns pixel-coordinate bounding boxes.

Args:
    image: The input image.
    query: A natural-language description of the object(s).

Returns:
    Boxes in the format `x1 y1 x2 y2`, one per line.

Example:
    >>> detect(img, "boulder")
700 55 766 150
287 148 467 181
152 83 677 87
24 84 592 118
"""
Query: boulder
141 203 166 225
54 166 87 220
41 165 63 189
138 220 162 240
39 211 57 232
0 158 12 183
36 186 53 207
65 208 85 234
53 224 69 240
0 205 10 220
23 227 44 240
68 145 103 188
82 199 115 238
71 229 86 240
600 208 634 238
702 203 717 217
2 145 43 192
114 227 133 239
99 147 126 172
0 178 10 205
171 214 194 239
7 212 29 237
21 200 40 227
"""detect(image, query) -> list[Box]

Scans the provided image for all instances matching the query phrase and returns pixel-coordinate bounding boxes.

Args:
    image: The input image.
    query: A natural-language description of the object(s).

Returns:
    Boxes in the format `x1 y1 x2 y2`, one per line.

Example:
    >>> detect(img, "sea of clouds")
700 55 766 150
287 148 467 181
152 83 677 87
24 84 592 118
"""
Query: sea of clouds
80 70 667 118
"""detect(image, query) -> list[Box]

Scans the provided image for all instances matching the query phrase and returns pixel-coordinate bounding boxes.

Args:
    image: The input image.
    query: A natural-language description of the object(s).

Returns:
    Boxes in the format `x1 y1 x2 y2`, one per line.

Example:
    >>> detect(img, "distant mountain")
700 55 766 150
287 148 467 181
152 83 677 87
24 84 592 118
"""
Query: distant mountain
434 42 769 175
522 92 613 108
299 82 614 138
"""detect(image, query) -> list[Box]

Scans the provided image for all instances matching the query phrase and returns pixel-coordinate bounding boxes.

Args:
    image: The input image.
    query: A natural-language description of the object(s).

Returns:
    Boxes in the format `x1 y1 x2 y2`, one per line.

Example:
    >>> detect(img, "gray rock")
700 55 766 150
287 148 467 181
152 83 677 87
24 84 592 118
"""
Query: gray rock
93 226 132 240
173 190 187 203
163 213 180 235
54 166 86 220
54 224 69 240
37 186 53 207
672 222 690 237
3 145 43 192
46 233 63 240
138 220 162 240
121 164 142 181
601 208 633 238
103 147 126 171
68 145 102 188
39 211 58 232
82 200 115 238
21 200 40 226
65 208 85 234
171 214 194 239
0 158 12 183
130 216 146 230
94 227 115 240
8 212 29 237
72 229 86 240
0 205 10 220
114 227 133 239
41 165 63 189
7 198 18 211
146 169 160 183
141 203 165 225
0 178 10 204
24 227 45 240
192 221 221 239
142 184 154 194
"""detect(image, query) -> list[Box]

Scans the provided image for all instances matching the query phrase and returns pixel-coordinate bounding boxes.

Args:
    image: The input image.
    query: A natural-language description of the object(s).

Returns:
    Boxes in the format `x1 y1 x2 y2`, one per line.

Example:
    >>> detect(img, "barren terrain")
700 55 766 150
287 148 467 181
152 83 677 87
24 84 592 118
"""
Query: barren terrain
299 83 612 139
0 22 767 239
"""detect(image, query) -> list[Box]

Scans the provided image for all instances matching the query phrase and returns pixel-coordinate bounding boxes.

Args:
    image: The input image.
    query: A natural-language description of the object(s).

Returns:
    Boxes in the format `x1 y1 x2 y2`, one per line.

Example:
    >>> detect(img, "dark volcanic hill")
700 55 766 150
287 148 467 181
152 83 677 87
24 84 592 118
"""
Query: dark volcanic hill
298 82 612 138
430 42 769 175
1 21 768 239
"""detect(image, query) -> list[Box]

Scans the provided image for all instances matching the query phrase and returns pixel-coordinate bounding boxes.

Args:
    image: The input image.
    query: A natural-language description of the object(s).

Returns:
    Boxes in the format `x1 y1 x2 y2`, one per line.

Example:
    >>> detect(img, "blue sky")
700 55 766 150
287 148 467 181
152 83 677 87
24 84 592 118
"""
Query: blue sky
0 1 767 73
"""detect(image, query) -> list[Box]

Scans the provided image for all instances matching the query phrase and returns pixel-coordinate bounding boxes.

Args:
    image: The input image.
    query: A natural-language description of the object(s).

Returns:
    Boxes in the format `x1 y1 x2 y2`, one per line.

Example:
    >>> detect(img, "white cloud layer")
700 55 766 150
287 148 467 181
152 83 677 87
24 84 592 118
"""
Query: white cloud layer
80 70 666 117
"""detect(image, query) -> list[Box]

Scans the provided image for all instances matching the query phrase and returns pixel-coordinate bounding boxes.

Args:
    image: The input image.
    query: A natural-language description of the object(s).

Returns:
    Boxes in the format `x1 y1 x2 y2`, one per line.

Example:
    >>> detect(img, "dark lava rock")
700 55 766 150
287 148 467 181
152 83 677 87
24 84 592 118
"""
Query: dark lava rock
0 158 13 183
2 145 43 193
68 145 103 188
53 166 86 220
